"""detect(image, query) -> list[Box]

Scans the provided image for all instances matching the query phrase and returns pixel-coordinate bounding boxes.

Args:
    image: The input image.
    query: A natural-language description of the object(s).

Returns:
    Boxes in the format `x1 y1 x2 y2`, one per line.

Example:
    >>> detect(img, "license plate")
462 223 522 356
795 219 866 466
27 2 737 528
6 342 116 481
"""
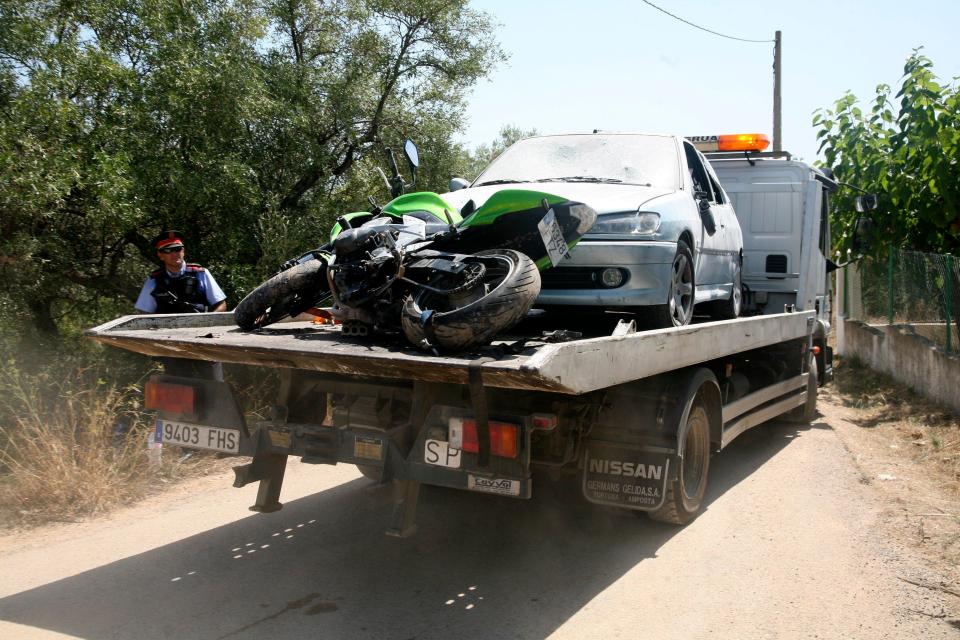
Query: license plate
158 420 240 453
424 439 461 468
537 208 570 267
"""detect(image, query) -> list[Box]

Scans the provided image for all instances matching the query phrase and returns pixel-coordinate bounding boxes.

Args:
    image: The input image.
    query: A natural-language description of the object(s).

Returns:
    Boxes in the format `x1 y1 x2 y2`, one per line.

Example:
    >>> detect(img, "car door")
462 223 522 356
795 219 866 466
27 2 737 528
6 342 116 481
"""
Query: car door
702 155 741 291
683 142 723 286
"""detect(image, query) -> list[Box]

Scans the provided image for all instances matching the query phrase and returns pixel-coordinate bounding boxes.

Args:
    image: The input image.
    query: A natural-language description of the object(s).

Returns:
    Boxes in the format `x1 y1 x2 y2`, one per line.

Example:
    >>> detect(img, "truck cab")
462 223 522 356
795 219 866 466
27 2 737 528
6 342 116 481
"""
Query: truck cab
693 135 838 382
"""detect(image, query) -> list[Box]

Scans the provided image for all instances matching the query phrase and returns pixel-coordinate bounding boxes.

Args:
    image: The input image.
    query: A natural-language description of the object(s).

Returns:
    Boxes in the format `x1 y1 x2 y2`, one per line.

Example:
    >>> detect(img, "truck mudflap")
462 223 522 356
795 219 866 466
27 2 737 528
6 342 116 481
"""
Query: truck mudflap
581 444 675 511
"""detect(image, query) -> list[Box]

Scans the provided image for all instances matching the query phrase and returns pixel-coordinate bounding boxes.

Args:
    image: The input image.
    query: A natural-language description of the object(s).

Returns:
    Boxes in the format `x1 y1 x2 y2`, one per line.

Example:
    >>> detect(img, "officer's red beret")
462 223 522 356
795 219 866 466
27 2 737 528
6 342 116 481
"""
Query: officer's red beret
152 230 185 250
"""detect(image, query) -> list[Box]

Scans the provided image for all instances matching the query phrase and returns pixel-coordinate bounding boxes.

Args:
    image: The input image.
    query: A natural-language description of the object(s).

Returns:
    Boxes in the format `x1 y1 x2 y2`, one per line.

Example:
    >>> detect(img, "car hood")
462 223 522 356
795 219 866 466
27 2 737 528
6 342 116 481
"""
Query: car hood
441 182 677 215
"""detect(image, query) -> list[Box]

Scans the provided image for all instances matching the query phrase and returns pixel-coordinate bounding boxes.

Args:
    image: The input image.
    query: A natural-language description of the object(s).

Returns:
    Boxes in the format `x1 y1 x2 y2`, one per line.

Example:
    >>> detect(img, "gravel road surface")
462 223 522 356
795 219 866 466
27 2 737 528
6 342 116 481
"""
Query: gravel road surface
1 395 957 639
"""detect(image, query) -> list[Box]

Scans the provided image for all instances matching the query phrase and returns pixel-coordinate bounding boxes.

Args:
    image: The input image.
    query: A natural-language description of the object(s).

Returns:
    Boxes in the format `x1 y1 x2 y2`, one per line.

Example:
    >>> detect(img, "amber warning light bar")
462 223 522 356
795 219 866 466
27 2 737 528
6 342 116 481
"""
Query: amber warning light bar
687 133 770 153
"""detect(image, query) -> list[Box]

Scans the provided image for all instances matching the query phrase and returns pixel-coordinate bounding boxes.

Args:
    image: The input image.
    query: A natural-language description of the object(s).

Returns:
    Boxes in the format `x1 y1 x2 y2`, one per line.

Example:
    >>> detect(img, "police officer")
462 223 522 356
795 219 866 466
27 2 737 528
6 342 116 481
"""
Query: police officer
135 230 226 380
135 230 227 313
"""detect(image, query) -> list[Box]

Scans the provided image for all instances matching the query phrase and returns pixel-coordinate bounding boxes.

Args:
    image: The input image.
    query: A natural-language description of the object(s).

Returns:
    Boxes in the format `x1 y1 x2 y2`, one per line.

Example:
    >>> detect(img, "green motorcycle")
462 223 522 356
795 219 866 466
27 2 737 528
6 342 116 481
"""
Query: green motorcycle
235 141 596 351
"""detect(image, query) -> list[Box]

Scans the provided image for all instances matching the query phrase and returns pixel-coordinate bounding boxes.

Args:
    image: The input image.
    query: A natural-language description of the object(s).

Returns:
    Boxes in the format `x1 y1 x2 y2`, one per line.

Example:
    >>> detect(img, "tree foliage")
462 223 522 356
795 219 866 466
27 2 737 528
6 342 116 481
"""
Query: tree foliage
0 0 503 345
814 51 960 257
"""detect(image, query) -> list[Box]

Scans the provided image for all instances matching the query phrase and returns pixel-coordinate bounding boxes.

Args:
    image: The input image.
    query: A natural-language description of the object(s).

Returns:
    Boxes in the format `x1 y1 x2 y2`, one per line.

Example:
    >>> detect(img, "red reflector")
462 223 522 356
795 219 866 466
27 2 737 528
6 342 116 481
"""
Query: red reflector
531 413 557 431
811 345 821 355
450 418 519 458
144 379 197 415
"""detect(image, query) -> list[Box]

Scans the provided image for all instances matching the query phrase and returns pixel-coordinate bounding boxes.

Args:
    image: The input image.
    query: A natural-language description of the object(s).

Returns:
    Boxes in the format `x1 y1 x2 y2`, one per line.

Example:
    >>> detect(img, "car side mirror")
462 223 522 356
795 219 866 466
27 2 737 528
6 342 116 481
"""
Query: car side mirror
851 216 876 253
449 177 470 192
699 204 717 235
854 193 878 213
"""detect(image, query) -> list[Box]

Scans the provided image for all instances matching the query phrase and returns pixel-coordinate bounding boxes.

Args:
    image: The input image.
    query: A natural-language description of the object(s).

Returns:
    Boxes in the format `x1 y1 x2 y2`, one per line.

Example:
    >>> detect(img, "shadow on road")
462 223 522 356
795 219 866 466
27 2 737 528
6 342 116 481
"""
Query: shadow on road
0 419 826 640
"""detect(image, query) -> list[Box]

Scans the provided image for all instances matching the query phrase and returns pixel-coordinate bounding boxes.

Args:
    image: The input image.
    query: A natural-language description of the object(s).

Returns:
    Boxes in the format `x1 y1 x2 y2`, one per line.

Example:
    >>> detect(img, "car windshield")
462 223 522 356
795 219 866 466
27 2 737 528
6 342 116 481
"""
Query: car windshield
474 134 680 189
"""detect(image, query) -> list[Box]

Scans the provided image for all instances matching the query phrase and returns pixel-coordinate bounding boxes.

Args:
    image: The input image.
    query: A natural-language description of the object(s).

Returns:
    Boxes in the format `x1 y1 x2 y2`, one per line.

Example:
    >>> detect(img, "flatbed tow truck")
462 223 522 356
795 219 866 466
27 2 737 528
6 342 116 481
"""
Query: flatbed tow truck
87 136 841 535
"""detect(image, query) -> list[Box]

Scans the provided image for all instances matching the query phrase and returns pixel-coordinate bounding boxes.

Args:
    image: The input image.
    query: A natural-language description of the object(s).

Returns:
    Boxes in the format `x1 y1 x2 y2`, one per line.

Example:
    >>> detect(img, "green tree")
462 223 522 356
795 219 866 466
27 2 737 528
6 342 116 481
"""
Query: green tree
0 0 504 345
814 50 960 257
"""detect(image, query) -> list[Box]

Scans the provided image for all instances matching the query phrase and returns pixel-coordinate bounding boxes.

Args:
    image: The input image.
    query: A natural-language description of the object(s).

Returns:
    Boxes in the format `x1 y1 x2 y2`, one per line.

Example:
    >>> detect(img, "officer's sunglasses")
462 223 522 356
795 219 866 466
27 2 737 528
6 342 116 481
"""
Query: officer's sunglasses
158 246 184 254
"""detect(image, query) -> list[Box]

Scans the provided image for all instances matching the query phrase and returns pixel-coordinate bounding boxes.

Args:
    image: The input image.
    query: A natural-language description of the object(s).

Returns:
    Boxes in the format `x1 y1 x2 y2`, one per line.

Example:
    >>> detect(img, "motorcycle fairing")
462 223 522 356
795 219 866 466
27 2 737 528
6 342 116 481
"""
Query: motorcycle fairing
432 189 597 270
382 192 464 225
329 211 376 242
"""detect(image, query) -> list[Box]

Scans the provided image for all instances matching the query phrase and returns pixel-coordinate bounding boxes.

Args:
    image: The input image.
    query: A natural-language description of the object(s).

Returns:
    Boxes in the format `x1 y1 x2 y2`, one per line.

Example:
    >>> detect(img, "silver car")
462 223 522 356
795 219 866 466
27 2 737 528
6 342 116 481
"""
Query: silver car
444 133 744 327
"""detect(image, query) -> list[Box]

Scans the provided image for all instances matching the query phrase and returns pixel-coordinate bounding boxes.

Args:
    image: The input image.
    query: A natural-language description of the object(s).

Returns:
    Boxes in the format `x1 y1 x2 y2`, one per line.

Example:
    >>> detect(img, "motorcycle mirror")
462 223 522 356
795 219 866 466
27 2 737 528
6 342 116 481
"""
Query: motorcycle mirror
403 139 419 168
403 139 418 189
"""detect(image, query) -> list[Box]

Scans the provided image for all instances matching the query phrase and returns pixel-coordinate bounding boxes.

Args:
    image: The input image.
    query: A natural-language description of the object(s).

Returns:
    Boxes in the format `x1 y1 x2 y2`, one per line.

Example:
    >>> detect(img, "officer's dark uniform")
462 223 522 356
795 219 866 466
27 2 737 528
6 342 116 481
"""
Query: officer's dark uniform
150 264 214 313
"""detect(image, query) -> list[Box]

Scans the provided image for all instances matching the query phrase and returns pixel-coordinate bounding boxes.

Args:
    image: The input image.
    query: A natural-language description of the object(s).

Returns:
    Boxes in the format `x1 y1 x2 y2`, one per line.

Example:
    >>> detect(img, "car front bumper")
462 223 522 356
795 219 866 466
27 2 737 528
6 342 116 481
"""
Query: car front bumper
536 240 676 307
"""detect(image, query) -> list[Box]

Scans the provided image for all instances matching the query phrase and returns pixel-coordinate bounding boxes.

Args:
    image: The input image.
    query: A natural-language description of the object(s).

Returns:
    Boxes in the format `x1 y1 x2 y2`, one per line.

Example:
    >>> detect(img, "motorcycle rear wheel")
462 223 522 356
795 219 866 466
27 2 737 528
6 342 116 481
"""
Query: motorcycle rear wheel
234 259 329 330
401 249 540 351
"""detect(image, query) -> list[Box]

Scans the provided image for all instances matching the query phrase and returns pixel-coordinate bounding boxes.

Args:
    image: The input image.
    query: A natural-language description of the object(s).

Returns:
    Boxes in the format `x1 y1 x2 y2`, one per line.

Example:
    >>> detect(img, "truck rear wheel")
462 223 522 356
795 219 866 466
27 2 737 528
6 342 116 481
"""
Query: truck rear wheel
648 391 711 525
785 354 818 423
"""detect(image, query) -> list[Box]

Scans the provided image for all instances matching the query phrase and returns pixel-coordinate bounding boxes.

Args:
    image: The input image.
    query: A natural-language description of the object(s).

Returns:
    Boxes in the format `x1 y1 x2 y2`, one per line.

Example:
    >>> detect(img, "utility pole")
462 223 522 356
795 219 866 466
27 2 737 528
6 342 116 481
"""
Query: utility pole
773 30 782 153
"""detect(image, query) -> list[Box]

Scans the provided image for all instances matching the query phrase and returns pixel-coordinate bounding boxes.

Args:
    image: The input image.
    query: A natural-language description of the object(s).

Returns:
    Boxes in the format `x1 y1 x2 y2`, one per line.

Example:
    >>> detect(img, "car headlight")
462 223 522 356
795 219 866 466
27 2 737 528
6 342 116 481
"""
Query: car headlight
589 211 661 235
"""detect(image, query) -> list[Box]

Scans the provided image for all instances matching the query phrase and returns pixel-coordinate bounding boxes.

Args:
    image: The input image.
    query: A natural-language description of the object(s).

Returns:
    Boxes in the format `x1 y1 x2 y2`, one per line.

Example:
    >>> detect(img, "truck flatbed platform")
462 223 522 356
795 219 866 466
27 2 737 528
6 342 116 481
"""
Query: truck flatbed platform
87 311 814 395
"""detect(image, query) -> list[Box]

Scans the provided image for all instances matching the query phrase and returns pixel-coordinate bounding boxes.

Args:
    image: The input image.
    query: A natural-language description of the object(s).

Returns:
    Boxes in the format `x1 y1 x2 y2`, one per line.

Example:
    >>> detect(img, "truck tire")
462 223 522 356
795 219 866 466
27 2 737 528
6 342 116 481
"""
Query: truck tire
648 390 712 525
235 259 329 330
401 249 540 351
644 240 695 329
786 354 818 423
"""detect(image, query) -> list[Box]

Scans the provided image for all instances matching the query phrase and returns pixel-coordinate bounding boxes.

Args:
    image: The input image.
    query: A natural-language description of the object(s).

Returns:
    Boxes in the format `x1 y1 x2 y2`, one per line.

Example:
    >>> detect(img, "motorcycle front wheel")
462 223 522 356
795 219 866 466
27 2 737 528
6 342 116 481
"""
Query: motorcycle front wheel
234 259 329 330
400 249 540 351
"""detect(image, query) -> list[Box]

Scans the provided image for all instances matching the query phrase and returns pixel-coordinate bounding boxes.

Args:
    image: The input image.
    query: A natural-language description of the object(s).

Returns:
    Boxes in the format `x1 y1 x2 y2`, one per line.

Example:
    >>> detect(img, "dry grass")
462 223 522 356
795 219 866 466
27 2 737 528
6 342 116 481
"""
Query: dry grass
833 356 960 500
0 366 217 527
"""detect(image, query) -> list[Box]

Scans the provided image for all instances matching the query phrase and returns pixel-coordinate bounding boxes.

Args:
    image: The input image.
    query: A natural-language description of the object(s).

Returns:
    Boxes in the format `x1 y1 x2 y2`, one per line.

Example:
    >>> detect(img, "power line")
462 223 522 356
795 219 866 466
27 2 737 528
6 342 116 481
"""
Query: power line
640 1 773 44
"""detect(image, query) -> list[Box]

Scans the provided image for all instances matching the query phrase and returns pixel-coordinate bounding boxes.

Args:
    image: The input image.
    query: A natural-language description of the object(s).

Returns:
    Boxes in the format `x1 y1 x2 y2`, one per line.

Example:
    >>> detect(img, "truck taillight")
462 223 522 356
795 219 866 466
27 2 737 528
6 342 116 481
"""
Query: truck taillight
144 379 197 416
449 417 519 458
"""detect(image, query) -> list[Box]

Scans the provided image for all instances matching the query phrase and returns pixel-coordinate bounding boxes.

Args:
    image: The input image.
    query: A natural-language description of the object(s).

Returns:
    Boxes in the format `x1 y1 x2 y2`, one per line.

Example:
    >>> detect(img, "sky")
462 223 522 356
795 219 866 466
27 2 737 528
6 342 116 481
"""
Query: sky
458 0 960 165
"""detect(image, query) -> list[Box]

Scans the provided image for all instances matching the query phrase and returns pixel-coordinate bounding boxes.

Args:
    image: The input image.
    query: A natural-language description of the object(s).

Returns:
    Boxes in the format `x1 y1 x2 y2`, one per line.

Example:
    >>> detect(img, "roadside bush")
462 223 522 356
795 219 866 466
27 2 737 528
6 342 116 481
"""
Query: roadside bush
0 362 215 526
0 365 144 522
0 346 281 527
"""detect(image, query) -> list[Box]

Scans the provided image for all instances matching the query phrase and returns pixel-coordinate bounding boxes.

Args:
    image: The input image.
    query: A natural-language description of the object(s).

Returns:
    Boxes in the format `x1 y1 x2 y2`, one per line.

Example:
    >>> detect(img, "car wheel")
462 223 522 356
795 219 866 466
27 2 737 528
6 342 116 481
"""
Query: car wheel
710 258 742 320
644 240 695 329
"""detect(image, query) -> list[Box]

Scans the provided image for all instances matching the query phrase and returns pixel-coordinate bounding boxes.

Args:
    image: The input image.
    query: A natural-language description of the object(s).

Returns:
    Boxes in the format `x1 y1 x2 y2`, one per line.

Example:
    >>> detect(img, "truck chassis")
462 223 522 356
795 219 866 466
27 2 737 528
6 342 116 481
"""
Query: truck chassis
88 309 818 535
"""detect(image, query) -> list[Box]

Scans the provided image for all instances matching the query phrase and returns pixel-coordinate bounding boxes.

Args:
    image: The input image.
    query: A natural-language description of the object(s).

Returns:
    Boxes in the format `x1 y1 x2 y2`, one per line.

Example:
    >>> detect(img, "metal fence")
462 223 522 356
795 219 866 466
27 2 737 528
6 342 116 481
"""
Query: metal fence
843 248 959 353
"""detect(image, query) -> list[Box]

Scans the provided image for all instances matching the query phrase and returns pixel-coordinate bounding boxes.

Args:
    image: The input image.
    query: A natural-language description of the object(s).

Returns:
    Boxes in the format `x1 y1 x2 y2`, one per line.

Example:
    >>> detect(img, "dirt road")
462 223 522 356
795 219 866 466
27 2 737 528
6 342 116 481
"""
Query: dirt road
0 393 957 640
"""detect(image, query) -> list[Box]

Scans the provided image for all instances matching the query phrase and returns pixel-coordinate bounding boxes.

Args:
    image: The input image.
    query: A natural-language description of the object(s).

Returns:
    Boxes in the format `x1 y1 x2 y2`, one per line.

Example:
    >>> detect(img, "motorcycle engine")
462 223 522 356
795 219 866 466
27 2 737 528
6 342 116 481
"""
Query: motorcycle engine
331 227 398 306
333 227 384 259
